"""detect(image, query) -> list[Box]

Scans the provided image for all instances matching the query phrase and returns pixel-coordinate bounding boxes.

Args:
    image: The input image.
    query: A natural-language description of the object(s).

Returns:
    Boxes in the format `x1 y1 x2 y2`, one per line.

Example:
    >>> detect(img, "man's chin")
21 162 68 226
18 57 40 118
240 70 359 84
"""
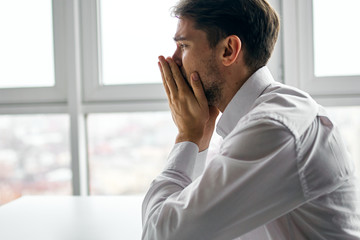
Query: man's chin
204 88 222 107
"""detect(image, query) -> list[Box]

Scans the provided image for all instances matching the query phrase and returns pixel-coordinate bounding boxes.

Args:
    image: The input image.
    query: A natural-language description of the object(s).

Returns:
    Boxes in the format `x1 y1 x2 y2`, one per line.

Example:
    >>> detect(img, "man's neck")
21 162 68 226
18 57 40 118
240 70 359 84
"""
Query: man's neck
217 68 254 112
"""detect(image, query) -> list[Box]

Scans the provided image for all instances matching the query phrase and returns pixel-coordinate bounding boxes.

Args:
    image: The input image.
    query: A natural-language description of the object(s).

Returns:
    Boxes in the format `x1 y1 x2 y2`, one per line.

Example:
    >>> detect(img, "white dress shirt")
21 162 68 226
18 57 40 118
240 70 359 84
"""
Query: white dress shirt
142 66 360 240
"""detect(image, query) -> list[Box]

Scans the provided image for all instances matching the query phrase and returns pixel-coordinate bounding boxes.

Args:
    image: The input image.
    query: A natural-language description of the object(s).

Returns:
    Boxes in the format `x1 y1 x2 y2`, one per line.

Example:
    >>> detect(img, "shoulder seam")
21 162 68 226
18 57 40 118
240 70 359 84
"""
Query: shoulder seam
240 114 309 198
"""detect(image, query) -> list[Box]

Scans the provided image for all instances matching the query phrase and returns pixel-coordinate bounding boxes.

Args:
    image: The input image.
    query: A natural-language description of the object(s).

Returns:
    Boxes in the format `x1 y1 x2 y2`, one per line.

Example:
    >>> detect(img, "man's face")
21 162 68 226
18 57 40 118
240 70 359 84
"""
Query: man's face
172 17 224 106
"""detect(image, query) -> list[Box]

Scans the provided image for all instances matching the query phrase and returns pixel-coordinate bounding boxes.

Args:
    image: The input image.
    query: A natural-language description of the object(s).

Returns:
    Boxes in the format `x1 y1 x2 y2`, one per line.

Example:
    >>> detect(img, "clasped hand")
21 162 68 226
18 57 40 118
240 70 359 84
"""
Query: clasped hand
158 56 219 152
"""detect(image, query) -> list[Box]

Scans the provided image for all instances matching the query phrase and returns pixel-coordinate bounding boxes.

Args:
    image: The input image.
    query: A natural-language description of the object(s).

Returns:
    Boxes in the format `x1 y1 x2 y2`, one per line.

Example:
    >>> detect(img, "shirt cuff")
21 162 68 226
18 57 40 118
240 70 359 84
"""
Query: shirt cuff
165 141 199 178
191 149 208 180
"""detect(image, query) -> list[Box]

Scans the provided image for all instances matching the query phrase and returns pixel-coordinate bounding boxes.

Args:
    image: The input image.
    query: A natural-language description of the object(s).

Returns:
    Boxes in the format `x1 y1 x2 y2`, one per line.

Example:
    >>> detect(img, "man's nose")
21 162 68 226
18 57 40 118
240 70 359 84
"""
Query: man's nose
172 48 182 67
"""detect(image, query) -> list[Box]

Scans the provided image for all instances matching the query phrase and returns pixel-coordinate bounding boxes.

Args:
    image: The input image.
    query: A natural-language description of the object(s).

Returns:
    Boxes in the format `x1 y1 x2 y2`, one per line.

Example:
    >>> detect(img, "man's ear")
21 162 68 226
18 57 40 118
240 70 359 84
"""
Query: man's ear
221 35 242 67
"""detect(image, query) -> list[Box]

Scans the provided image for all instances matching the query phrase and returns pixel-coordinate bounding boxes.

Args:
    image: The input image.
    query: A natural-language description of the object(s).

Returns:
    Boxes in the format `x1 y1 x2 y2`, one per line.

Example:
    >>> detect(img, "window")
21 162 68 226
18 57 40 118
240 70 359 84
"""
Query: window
0 0 55 88
81 0 178 101
282 0 360 98
87 112 224 195
282 0 360 179
79 0 180 194
0 115 71 205
1 0 180 202
2 0 359 205
87 112 177 195
99 0 178 85
0 0 67 104
313 0 360 77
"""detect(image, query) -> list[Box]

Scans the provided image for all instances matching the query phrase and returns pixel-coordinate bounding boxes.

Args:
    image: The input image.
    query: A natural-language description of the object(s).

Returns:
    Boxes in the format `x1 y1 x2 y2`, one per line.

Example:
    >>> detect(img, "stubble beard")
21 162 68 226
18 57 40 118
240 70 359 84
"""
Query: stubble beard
181 58 224 107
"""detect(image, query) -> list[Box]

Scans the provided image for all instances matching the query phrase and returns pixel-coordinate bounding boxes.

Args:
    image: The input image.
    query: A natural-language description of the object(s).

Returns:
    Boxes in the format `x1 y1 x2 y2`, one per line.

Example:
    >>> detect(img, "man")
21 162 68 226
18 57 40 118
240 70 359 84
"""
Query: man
142 0 360 239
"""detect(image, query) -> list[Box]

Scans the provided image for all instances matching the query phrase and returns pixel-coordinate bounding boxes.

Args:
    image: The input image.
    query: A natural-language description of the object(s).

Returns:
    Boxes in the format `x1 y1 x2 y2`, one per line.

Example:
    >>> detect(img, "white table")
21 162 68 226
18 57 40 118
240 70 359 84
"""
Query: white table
0 195 144 240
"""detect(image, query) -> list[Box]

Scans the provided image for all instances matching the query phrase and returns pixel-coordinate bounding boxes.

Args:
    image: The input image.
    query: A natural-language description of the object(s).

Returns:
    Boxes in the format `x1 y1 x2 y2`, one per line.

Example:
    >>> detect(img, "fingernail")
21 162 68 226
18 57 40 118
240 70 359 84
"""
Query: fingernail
192 72 199 81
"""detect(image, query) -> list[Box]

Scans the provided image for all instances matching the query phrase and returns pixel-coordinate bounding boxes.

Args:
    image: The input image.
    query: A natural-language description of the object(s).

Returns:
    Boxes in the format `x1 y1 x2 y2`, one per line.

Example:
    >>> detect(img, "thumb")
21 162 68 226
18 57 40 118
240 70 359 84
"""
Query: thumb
191 72 208 105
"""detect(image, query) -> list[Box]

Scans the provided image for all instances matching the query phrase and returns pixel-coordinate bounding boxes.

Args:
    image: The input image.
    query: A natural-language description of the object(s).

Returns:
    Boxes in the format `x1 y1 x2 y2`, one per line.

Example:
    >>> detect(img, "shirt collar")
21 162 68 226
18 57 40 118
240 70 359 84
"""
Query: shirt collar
216 66 274 138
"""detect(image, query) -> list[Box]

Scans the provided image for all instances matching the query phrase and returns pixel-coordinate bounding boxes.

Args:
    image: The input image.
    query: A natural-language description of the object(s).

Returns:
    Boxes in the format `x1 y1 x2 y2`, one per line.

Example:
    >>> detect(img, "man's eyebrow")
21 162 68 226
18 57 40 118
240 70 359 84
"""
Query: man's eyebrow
173 36 188 42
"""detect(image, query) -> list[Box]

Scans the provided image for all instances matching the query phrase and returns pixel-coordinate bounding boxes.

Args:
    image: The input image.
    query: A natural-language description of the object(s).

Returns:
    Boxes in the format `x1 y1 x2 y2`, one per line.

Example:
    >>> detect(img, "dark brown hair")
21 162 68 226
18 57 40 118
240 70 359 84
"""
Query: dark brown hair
171 0 280 71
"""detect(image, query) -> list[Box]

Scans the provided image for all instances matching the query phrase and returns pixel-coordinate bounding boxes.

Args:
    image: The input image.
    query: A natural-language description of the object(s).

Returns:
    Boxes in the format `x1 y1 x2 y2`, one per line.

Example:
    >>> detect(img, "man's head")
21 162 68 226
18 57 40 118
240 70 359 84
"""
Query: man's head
172 0 280 72
170 0 279 109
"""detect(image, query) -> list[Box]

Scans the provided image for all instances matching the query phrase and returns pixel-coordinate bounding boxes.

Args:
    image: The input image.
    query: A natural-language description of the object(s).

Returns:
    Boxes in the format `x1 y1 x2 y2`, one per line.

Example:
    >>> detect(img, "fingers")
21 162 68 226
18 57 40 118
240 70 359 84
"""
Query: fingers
158 61 171 100
166 58 189 93
158 56 178 97
159 56 192 93
190 72 208 107
158 56 209 110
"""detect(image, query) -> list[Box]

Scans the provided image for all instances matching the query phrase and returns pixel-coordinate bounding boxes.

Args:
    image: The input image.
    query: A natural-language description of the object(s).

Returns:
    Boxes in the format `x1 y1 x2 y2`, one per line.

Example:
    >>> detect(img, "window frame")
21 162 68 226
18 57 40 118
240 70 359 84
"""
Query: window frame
3 0 359 201
0 0 170 198
80 0 167 103
282 0 360 106
0 0 67 105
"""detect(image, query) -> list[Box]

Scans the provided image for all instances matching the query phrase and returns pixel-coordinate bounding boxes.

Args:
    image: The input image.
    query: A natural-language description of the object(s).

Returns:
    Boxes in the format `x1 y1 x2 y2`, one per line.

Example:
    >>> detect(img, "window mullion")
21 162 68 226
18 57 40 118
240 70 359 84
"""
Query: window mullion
63 0 89 196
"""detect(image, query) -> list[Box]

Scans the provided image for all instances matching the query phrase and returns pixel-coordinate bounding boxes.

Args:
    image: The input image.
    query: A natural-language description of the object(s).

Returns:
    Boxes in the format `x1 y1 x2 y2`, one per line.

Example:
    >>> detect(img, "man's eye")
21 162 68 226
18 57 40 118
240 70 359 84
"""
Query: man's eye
179 44 187 50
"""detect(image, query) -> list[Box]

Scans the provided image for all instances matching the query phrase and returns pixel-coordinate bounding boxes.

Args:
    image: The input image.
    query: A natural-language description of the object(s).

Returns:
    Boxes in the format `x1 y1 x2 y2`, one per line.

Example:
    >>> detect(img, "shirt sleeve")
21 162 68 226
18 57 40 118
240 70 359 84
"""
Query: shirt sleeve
142 118 307 240
192 149 208 180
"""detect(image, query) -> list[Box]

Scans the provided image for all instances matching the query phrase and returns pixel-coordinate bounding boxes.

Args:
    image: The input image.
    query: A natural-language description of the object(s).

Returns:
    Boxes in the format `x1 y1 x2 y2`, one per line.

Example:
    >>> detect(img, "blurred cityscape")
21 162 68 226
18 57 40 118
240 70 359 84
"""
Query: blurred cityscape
0 115 71 205
87 112 178 195
0 107 359 206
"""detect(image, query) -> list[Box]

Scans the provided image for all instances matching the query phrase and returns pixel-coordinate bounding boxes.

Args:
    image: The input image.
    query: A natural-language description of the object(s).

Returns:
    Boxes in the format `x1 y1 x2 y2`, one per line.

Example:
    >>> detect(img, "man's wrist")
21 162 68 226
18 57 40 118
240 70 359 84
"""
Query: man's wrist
198 140 210 152
175 133 202 147
175 133 212 152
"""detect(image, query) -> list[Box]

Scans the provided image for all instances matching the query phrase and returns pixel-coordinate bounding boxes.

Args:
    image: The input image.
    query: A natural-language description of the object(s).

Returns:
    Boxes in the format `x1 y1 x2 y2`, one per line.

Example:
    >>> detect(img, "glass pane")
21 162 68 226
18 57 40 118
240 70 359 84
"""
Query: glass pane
0 0 55 88
87 112 178 195
313 0 360 77
0 115 71 205
326 106 360 176
99 0 178 85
